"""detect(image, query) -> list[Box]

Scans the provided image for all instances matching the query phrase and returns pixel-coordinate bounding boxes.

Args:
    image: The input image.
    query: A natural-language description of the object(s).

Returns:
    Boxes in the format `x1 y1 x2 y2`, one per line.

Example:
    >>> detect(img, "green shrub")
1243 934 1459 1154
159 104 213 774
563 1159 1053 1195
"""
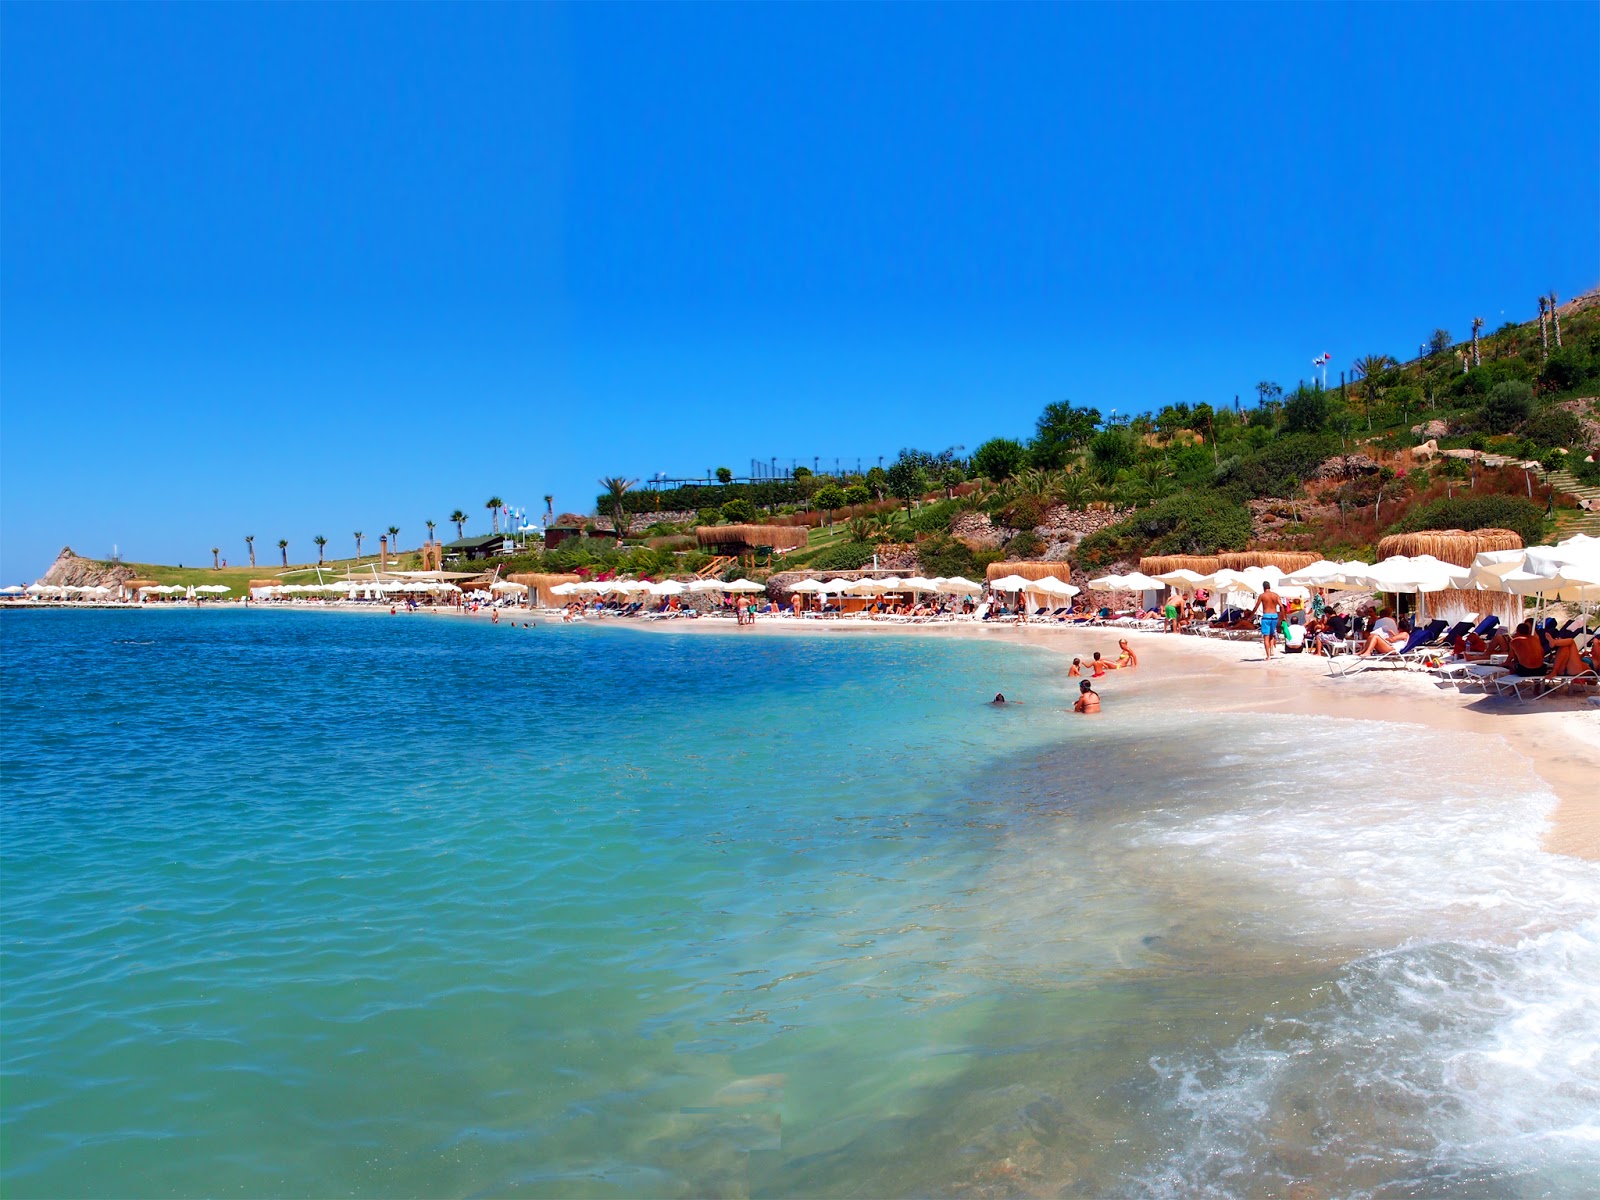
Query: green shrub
1572 457 1600 487
997 494 1047 530
1088 428 1139 473
1283 385 1331 432
1004 530 1046 558
905 498 960 534
1214 432 1337 499
1481 381 1534 433
1075 493 1251 570
1388 494 1546 546
915 534 979 579
1540 349 1594 394
1519 408 1584 449
844 483 871 505
720 498 757 523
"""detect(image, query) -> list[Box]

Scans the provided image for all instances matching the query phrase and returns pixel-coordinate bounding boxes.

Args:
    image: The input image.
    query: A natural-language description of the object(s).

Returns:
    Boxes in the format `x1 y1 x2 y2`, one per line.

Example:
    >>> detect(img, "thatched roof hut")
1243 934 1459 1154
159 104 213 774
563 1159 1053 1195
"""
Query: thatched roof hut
1138 555 1221 576
1377 528 1525 624
984 562 1074 583
509 572 581 606
1217 550 1322 572
248 578 280 590
1375 528 1522 567
696 524 810 551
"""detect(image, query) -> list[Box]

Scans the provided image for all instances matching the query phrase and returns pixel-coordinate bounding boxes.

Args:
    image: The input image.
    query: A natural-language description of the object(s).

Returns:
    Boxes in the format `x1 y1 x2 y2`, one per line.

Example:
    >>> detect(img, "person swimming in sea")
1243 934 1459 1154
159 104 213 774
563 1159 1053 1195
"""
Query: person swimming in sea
1073 679 1101 714
990 693 1022 705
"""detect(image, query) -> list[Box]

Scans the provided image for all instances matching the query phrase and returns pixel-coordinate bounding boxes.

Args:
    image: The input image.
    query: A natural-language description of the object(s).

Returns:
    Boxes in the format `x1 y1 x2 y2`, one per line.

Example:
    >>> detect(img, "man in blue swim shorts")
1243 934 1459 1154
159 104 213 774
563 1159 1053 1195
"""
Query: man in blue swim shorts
1250 582 1285 661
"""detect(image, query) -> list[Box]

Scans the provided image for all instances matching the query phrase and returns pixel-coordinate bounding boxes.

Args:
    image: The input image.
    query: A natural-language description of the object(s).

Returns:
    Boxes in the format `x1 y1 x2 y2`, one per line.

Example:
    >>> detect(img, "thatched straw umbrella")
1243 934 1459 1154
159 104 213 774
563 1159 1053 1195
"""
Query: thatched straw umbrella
1217 550 1321 572
1376 528 1524 623
696 525 810 551
983 562 1074 583
1138 555 1221 576
509 572 581 607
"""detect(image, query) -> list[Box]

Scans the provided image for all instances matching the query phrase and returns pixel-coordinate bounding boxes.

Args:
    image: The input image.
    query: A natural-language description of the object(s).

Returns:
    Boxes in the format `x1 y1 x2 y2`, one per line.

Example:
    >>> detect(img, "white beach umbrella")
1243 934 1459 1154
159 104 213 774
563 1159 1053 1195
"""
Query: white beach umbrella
790 578 826 593
844 578 888 595
549 582 580 596
1 585 25 595
1086 574 1128 590
686 579 721 592
938 576 983 595
24 583 48 595
821 578 856 593
722 579 765 593
1153 568 1209 590
653 579 687 596
1028 575 1079 598
901 576 938 593
877 576 905 590
989 574 1035 591
197 584 231 594
490 581 528 593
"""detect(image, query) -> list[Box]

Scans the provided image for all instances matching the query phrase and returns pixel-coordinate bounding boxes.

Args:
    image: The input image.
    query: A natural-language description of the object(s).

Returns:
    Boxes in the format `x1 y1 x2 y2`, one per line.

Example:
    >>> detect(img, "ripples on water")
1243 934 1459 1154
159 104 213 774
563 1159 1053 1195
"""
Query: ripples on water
2 610 1596 1198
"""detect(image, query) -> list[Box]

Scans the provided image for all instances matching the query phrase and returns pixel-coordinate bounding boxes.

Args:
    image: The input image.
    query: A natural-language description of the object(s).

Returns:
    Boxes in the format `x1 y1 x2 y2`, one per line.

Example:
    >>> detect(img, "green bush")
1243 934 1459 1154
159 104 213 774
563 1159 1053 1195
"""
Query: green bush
1075 493 1251 570
1481 381 1534 433
1571 457 1600 487
1283 385 1331 432
1004 530 1046 558
805 541 878 571
720 498 757 523
1388 494 1546 547
915 535 977 579
997 494 1047 530
1519 408 1584 449
1214 432 1337 499
905 498 960 534
1088 428 1139 473
844 483 871 505
1540 349 1594 394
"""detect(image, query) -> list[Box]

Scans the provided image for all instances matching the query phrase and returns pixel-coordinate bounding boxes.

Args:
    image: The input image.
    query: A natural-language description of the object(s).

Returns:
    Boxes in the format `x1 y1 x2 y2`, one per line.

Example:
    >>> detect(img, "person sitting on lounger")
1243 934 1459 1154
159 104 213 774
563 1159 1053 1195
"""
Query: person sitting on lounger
1073 680 1101 714
1358 626 1402 656
1507 621 1547 677
1545 633 1594 679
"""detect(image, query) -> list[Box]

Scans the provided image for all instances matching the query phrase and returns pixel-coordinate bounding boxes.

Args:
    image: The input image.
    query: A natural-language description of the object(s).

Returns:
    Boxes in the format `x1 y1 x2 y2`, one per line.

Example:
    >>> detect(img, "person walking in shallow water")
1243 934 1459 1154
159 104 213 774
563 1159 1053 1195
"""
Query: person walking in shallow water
1251 582 1284 660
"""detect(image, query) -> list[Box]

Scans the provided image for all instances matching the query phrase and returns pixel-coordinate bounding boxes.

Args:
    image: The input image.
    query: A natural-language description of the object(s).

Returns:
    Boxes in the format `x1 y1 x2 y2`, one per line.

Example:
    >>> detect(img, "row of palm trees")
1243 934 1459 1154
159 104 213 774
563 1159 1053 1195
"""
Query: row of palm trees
237 494 527 570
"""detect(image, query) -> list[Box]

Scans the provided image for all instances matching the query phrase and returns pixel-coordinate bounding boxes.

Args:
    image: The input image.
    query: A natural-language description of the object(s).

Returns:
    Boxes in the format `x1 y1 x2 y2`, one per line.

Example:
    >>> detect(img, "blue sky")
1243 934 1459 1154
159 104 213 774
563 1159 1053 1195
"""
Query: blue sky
3 2 1596 578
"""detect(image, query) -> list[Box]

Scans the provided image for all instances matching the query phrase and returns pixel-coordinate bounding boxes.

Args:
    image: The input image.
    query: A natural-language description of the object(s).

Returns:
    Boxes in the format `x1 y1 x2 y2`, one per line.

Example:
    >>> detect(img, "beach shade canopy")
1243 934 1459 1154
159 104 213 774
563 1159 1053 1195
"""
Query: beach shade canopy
721 579 766 593
901 576 939 593
1087 574 1132 591
1487 569 1600 603
818 577 855 593
1350 555 1471 593
845 578 889 594
549 582 581 596
1 585 26 595
490 581 528 593
1028 575 1080 597
1153 568 1209 590
988 574 1036 591
651 580 687 596
939 577 983 594
24 583 49 595
790 578 826 593
195 584 230 593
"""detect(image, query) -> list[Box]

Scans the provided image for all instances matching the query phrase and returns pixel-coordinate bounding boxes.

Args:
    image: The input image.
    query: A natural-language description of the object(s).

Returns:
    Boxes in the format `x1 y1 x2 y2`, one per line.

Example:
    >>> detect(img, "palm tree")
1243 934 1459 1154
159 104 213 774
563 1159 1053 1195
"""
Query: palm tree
486 496 503 534
543 494 553 519
1538 295 1549 359
425 520 436 544
211 547 220 569
278 538 289 567
314 536 327 565
1470 316 1484 367
1550 291 1562 349
1352 353 1396 429
245 535 256 567
597 477 638 538
353 531 364 560
387 525 400 554
449 509 467 539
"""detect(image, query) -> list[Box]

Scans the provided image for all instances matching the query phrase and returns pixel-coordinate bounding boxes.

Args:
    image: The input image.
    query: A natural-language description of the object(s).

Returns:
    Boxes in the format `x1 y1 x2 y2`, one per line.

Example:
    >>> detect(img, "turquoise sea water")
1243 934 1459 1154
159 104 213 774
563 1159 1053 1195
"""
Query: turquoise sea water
3 610 1598 1198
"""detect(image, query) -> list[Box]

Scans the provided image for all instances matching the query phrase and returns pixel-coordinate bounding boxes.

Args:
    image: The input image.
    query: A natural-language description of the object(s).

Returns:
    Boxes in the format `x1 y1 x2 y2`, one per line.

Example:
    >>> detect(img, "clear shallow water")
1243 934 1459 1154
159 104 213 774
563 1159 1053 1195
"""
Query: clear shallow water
2 610 1596 1198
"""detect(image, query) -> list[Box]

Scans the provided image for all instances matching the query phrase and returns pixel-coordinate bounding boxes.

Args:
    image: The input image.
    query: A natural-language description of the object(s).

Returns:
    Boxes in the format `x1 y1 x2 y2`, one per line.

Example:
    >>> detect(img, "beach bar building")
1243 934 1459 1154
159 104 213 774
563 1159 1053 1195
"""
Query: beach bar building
442 533 514 561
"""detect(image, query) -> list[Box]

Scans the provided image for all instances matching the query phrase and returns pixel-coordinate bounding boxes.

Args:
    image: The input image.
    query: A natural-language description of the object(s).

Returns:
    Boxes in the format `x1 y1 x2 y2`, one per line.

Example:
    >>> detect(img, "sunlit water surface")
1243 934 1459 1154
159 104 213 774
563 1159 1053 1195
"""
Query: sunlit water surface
3 610 1596 1198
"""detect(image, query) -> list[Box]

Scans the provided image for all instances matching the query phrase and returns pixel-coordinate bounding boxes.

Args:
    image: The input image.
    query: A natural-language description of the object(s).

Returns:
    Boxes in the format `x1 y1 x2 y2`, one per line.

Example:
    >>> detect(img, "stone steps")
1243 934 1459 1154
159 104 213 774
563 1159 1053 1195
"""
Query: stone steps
1543 469 1600 536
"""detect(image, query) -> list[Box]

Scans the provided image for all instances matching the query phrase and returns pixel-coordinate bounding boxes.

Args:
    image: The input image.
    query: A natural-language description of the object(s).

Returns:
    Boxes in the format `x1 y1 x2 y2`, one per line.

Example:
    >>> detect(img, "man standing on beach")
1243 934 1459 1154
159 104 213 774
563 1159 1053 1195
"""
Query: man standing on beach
1251 582 1284 660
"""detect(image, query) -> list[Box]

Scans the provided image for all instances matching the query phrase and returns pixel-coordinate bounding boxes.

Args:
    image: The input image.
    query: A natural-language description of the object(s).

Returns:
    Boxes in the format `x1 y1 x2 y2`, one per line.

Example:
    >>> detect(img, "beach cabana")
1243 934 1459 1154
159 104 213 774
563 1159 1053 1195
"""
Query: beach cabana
1376 529 1523 623
510 572 581 607
696 525 810 556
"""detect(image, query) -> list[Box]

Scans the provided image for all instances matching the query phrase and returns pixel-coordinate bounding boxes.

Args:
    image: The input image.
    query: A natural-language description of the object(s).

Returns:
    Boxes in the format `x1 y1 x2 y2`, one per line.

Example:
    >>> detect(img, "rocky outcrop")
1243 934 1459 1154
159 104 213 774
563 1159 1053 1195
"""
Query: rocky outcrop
1311 453 1380 481
37 548 139 589
951 511 1002 548
1410 419 1451 439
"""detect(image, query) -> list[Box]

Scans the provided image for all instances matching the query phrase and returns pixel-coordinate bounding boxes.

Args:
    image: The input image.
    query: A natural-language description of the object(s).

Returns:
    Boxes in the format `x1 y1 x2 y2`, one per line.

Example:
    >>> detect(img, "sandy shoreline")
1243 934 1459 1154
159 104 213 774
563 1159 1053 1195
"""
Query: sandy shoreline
602 611 1600 863
21 601 1600 860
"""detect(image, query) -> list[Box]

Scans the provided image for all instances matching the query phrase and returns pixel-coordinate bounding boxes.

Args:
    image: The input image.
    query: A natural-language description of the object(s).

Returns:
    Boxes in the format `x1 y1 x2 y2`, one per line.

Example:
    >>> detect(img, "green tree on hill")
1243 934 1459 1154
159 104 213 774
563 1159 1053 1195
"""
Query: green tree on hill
971 437 1028 482
865 465 888 499
844 482 871 505
885 460 929 510
597 477 637 535
1352 353 1396 429
720 498 756 523
716 466 733 484
450 510 468 538
1030 400 1101 468
813 483 846 526
314 536 327 565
